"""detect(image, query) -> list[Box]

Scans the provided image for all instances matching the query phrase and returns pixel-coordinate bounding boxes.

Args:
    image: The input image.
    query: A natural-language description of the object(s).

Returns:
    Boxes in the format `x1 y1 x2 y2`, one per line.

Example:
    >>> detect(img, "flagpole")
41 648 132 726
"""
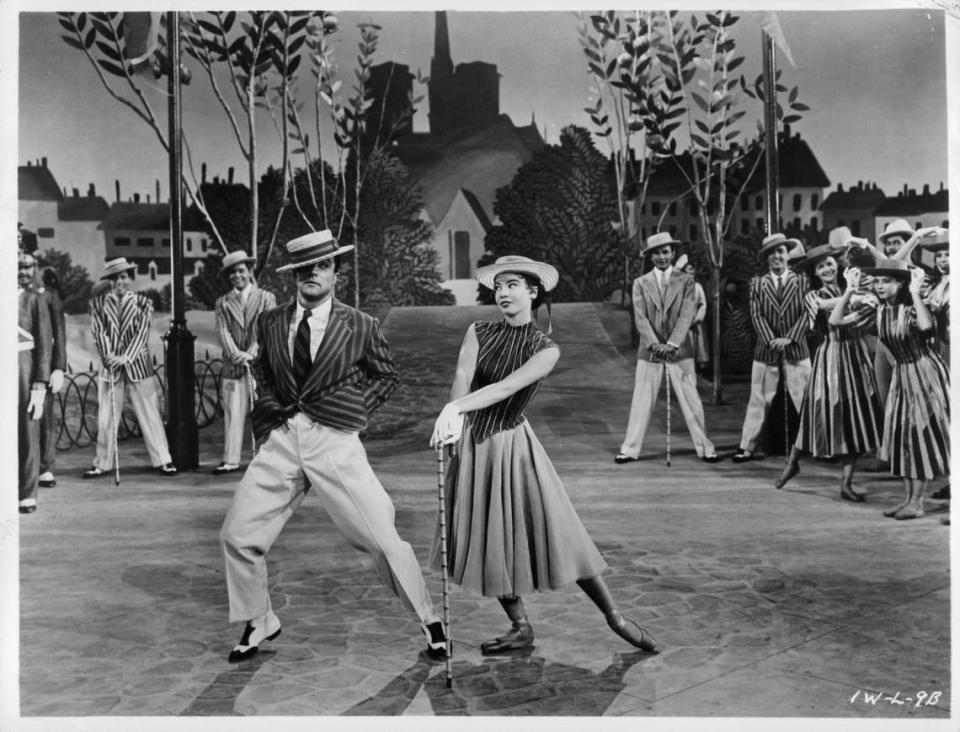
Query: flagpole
762 30 780 235
163 10 199 470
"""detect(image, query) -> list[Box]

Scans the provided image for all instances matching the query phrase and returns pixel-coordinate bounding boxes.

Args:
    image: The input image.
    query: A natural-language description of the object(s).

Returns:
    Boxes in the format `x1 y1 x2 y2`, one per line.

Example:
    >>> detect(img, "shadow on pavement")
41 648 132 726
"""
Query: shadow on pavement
179 651 275 716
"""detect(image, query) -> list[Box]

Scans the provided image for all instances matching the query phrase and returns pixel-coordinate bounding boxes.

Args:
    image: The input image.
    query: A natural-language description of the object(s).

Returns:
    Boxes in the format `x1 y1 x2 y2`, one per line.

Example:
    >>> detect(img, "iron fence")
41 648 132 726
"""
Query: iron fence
53 352 225 450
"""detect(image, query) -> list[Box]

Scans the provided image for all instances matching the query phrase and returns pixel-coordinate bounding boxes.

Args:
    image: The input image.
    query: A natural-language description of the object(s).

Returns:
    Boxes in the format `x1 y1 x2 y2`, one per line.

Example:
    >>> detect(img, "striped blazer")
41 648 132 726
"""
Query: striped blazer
749 271 810 364
90 291 155 381
632 269 697 362
214 285 277 380
250 298 399 441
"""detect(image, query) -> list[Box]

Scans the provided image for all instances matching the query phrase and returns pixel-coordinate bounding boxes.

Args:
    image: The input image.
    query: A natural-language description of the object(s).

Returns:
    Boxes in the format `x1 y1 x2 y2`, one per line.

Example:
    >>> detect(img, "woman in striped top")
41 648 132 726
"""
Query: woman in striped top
429 256 656 655
775 247 884 501
855 260 950 519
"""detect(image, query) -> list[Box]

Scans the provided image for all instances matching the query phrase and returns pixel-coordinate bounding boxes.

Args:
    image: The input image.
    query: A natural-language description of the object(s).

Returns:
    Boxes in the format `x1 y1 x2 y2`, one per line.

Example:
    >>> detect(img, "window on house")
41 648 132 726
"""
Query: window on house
689 199 699 215
852 220 861 236
757 218 764 232
149 262 157 281
838 219 846 228
668 201 677 217
650 201 661 216
707 199 716 216
792 217 801 230
137 261 149 275
689 224 698 242
778 194 783 209
755 195 763 210
810 217 818 230
115 237 130 247
640 227 647 242
37 227 55 238
640 202 646 215
137 237 153 247
186 238 193 252
792 194 802 212
201 238 208 252
741 219 750 235
161 238 170 247
942 220 949 228
740 196 749 211
811 194 819 210
452 231 471 279
668 224 678 237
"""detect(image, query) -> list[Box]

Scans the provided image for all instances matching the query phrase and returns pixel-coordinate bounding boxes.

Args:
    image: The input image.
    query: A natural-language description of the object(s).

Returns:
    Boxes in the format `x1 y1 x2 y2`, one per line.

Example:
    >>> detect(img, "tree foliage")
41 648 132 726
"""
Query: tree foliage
480 126 621 303
187 251 226 309
34 248 95 315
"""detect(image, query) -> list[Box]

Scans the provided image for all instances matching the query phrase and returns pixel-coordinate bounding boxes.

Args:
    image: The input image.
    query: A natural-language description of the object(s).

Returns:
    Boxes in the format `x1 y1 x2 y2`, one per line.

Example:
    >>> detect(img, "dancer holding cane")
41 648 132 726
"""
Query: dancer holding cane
615 233 719 465
435 446 453 687
213 251 276 474
431 255 657 655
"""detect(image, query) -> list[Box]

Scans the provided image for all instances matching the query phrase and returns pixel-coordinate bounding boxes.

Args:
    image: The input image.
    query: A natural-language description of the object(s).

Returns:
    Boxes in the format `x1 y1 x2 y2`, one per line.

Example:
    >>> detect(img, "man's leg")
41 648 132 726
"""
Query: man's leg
128 376 172 467
785 359 812 414
739 361 779 452
39 387 57 477
220 422 306 623
301 422 439 625
619 359 662 459
92 374 122 471
220 377 247 466
19 364 39 506
667 359 715 457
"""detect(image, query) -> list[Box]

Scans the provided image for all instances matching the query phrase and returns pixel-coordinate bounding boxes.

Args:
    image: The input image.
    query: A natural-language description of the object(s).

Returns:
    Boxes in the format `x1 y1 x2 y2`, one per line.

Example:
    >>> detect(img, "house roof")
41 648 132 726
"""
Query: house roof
874 188 949 216
19 164 63 202
458 188 493 232
819 182 886 211
59 196 110 221
99 201 206 232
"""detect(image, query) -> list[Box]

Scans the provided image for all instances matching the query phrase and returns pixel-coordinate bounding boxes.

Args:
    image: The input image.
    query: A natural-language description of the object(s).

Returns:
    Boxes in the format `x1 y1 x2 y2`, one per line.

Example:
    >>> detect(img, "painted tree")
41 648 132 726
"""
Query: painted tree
480 125 622 303
33 249 95 315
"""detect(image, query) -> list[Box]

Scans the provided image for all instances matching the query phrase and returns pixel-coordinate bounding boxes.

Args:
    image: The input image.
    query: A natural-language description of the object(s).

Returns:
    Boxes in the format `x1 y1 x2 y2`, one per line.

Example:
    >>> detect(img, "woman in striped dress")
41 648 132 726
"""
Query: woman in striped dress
775 247 884 501
854 260 950 519
429 255 656 655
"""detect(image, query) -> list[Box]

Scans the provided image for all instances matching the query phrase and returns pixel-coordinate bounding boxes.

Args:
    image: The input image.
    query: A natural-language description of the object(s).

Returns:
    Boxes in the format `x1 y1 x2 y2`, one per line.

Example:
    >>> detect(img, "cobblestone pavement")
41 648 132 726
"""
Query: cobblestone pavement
10 303 951 726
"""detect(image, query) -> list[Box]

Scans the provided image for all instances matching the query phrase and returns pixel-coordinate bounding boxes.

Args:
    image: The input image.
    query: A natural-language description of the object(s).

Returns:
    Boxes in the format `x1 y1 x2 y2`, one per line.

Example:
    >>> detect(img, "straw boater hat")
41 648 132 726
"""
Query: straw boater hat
640 231 682 257
219 250 257 274
787 240 806 266
476 255 559 292
918 228 950 252
861 257 913 281
674 254 691 271
275 229 354 273
878 218 915 243
18 251 35 268
827 226 854 252
757 233 801 261
100 257 137 280
799 243 839 272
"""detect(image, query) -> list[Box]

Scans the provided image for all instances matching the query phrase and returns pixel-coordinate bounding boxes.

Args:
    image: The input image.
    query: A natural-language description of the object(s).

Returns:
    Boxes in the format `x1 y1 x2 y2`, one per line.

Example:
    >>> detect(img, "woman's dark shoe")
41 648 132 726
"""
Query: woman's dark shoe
606 611 657 652
840 482 866 502
931 484 950 500
480 620 534 655
422 621 449 661
774 462 799 489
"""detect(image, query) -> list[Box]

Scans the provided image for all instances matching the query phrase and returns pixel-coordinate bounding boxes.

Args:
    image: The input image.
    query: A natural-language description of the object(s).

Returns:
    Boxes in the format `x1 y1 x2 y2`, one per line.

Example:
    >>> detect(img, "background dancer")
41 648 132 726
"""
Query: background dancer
431 255 657 655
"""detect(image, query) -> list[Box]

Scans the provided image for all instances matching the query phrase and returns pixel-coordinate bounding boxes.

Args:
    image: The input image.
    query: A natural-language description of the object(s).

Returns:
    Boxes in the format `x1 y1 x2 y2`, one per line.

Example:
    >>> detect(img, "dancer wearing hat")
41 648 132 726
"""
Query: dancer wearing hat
615 234 719 464
83 258 177 478
854 255 949 519
212 251 277 474
18 251 52 514
430 255 657 655
675 254 711 371
919 230 950 364
219 230 448 663
774 246 884 500
732 233 812 462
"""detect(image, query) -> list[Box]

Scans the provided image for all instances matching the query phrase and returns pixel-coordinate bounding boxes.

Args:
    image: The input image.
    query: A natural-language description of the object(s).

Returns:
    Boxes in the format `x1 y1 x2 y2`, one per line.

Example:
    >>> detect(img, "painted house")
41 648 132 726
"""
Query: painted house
430 188 492 304
874 183 949 237
819 181 887 242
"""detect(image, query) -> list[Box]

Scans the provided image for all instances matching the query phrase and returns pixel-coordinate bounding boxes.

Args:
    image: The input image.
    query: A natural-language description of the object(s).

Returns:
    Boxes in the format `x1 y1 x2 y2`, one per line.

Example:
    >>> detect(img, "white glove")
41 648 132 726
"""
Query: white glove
49 369 64 394
27 388 46 420
430 403 465 448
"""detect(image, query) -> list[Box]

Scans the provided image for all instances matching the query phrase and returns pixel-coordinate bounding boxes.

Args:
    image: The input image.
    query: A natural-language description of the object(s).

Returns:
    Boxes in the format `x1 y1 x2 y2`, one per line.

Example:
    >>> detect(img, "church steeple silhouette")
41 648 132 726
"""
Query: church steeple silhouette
429 11 454 137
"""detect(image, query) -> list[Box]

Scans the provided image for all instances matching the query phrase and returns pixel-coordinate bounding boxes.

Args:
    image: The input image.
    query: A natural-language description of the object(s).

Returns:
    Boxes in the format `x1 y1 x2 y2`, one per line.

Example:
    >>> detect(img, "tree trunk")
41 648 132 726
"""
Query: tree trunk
711 266 723 405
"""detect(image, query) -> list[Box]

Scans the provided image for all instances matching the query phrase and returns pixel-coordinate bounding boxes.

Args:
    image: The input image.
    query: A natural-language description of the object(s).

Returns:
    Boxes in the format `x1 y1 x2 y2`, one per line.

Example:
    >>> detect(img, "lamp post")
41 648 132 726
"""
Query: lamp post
762 30 780 234
163 10 199 469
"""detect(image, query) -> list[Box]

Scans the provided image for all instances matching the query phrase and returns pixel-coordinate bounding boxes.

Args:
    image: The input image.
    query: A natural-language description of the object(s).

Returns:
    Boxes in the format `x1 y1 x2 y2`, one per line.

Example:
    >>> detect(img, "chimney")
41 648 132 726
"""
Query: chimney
146 194 151 203
940 181 945 192
115 180 121 202
202 162 207 184
42 157 47 168
903 183 908 196
908 188 916 197
63 186 68 197
837 183 844 193
155 179 160 203
783 123 791 139
857 180 863 190
72 187 79 198
26 160 32 167
88 183 96 197
228 166 234 184
922 184 930 196
133 192 140 203
213 175 220 185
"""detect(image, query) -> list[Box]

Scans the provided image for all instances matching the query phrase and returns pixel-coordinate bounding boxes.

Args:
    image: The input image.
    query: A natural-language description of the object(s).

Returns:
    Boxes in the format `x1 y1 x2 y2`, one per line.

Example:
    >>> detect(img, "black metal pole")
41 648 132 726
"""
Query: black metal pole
163 10 199 470
762 31 780 235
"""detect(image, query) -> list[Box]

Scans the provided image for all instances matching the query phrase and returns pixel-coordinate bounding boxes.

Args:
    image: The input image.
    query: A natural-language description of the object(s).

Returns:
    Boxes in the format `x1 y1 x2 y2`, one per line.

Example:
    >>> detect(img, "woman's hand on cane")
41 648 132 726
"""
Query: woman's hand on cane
430 403 464 449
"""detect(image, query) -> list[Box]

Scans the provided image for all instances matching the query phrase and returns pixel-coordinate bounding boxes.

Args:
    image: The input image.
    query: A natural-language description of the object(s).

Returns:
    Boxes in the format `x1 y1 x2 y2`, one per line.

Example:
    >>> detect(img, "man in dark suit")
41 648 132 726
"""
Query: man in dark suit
219 229 447 663
733 233 812 462
35 263 67 488
18 251 52 514
615 232 719 464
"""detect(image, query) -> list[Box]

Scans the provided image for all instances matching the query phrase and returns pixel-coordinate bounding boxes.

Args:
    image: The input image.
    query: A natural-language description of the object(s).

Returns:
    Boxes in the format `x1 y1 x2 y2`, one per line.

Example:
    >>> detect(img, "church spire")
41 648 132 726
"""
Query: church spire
432 11 453 80
429 11 454 136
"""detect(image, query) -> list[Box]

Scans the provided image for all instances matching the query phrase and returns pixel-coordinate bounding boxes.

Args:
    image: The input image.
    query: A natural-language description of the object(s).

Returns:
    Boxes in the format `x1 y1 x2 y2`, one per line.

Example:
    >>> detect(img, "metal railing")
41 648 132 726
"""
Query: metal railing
53 352 225 450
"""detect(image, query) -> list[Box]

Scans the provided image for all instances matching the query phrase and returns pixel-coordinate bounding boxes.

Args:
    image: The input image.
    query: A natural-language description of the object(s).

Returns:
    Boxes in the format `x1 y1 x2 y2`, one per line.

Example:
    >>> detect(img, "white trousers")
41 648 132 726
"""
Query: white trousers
221 376 253 465
94 374 172 470
220 413 439 625
620 358 716 459
738 358 812 452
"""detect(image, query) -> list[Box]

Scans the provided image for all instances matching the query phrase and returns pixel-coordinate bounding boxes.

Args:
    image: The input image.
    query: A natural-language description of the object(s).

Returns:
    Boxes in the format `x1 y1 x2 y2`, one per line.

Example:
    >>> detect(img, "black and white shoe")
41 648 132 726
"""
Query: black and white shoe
83 466 108 479
212 463 241 475
156 463 178 476
228 611 282 663
38 472 56 488
422 621 449 661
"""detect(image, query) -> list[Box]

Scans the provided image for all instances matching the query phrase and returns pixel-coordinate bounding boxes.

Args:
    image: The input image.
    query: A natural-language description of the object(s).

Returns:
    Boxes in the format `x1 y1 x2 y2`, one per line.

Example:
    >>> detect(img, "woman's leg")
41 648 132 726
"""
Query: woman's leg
894 479 927 519
578 575 657 651
480 595 534 654
775 446 803 489
884 477 912 517
840 456 865 501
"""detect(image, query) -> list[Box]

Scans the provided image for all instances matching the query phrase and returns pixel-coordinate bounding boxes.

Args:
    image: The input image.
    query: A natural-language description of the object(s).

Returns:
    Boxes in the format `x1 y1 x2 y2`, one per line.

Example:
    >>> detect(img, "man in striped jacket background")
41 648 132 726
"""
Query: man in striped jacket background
212 251 277 474
733 233 812 463
83 258 177 478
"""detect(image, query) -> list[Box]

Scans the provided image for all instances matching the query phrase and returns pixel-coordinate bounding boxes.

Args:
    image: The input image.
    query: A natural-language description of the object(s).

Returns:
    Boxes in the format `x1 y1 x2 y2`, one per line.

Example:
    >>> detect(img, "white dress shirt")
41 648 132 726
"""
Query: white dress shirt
654 265 674 295
236 282 252 305
288 296 333 362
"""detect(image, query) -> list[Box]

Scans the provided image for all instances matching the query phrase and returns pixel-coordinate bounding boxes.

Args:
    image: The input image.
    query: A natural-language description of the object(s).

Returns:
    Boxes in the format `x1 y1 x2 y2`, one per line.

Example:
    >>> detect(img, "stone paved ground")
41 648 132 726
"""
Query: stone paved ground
8 303 952 728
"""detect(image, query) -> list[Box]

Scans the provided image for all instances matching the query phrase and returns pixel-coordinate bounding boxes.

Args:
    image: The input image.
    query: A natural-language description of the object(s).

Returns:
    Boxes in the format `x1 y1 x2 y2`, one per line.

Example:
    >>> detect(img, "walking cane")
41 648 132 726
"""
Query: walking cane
109 374 120 486
663 359 671 467
435 445 453 688
244 363 257 457
780 352 789 465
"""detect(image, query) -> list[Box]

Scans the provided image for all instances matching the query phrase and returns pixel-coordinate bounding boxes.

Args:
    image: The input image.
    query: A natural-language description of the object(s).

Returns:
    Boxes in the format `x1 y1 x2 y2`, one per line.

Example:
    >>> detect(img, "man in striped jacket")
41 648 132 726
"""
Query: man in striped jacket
733 233 812 462
83 258 177 478
212 251 276 474
219 229 448 664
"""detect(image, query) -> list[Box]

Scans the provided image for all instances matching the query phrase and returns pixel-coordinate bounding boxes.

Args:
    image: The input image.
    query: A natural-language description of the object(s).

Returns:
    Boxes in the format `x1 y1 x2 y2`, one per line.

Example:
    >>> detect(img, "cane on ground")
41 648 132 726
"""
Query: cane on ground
110 375 120 486
244 363 257 458
435 445 453 688
663 360 671 468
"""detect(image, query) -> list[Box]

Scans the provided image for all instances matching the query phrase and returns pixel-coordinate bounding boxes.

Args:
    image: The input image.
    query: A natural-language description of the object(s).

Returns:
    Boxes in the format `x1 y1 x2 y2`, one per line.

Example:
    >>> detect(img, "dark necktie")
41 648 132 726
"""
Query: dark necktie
293 308 312 388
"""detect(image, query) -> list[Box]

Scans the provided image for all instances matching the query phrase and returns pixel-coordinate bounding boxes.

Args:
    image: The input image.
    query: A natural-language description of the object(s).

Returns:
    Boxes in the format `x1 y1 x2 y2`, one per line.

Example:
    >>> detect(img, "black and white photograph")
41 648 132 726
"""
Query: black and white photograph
2 0 957 728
